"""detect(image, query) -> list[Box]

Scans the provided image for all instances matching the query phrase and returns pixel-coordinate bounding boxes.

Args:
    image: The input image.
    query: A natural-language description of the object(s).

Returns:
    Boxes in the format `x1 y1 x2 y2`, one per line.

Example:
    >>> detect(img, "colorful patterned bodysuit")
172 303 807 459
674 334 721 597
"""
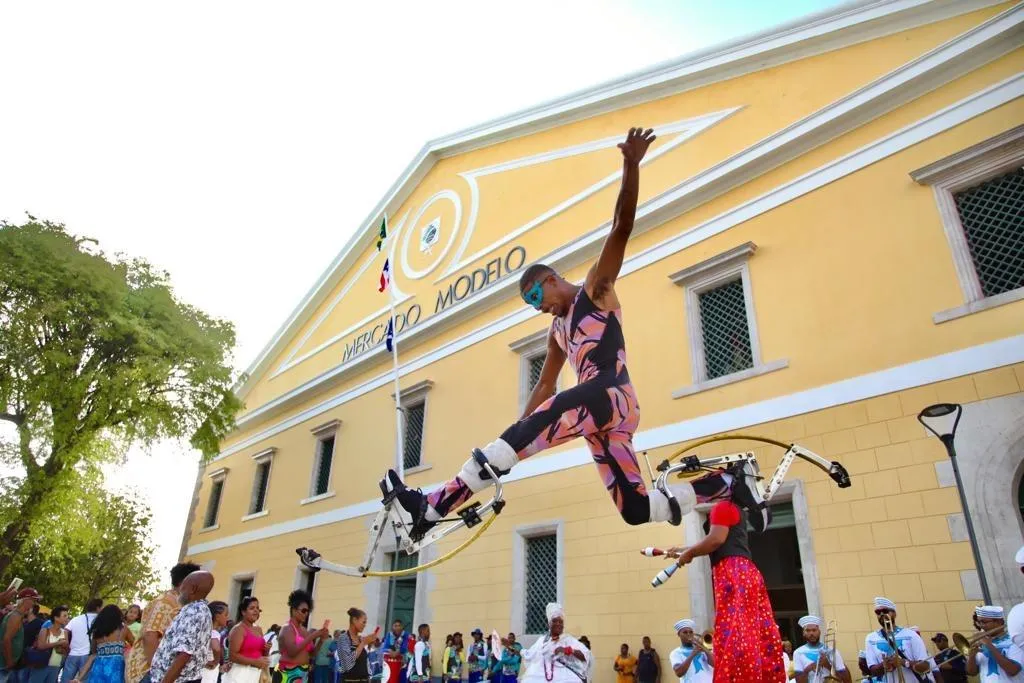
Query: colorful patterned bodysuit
428 287 653 524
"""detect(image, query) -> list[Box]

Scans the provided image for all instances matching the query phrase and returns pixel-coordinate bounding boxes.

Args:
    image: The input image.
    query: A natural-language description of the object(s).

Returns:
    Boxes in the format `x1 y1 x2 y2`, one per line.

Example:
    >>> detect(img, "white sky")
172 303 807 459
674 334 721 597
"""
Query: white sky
0 0 843 577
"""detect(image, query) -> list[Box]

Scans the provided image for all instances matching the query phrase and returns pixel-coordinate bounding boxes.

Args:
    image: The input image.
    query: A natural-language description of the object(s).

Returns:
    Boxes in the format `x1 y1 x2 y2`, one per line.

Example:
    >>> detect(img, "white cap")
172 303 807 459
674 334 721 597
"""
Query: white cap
674 619 695 632
874 597 896 611
798 616 823 628
976 605 1005 619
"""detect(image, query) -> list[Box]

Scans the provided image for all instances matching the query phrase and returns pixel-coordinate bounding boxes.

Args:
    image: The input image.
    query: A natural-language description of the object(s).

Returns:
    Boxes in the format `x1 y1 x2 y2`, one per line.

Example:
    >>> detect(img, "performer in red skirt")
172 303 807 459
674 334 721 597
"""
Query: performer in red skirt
669 498 785 683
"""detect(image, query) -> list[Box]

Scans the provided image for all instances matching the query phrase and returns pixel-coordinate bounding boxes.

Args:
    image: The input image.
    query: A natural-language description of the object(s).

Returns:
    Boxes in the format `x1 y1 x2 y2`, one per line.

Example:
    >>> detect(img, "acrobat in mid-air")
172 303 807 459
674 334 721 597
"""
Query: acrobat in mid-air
296 127 851 580
381 127 765 536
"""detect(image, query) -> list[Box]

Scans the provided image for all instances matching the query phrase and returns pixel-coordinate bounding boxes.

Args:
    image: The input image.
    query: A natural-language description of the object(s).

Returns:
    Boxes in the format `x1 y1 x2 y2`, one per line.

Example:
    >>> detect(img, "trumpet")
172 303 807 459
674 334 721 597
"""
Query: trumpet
941 626 1007 664
701 630 714 651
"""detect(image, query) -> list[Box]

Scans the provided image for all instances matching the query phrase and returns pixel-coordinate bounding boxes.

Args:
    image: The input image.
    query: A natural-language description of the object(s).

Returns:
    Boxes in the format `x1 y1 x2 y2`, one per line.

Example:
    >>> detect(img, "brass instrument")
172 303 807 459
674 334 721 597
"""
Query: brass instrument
939 626 1007 665
701 631 714 651
815 620 842 683
880 614 906 683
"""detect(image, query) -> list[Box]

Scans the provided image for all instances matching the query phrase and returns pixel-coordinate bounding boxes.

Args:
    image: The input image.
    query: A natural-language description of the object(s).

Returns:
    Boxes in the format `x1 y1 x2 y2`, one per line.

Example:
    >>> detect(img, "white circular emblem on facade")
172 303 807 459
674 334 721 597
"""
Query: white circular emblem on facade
399 189 462 280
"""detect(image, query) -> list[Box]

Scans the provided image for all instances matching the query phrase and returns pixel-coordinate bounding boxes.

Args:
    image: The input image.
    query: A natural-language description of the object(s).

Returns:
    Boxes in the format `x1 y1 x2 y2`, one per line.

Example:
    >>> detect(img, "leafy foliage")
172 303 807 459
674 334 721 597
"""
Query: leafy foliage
0 216 242 576
0 467 159 609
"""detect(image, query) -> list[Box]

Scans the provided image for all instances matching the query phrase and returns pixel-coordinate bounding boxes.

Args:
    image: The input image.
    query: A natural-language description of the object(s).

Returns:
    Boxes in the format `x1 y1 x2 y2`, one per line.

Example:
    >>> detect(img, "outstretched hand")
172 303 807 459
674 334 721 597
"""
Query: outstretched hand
618 128 656 165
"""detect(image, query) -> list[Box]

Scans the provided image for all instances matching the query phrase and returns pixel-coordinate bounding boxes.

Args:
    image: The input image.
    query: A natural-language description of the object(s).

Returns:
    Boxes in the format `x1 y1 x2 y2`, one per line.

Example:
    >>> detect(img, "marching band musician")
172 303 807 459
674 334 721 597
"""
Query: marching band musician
520 604 589 683
863 598 932 682
792 616 851 683
668 620 713 683
964 606 1024 683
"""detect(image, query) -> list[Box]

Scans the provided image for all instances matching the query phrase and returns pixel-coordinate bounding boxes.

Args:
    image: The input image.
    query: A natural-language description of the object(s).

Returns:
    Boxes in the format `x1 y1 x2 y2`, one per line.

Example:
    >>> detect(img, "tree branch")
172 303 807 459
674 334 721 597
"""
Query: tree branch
0 412 23 426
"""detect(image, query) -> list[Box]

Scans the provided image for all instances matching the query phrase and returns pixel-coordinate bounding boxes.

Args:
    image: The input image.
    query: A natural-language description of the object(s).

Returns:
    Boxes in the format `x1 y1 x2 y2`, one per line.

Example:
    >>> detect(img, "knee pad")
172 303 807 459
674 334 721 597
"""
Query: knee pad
647 482 696 524
668 480 697 514
458 439 517 493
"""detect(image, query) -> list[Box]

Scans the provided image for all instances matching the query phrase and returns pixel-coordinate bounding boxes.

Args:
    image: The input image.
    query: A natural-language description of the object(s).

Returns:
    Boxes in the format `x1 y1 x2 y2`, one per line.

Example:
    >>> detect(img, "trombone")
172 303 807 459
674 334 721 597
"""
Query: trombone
814 620 842 683
880 614 906 683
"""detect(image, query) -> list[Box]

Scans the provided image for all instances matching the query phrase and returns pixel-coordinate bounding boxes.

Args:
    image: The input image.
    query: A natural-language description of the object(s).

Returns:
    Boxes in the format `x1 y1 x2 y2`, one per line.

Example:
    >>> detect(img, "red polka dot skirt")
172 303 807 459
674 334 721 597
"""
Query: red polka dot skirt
712 556 786 683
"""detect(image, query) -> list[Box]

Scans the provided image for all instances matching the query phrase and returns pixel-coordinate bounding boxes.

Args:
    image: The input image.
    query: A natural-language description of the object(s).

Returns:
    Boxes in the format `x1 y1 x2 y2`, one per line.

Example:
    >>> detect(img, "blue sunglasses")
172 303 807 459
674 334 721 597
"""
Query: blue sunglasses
522 281 544 309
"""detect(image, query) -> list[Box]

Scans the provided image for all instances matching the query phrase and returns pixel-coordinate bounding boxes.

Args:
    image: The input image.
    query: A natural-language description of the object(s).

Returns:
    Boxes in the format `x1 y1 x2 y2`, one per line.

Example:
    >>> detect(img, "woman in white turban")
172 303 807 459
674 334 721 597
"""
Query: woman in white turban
521 605 590 683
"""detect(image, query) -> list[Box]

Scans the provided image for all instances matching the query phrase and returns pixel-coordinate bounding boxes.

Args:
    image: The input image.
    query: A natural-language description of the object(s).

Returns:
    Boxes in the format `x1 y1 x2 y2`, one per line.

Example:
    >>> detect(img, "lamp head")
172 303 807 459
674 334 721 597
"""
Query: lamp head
917 403 962 442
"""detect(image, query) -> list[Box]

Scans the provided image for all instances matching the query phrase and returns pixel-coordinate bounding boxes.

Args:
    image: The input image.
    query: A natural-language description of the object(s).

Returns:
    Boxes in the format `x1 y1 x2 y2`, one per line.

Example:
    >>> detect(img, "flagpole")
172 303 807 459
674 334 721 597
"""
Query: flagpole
389 289 405 478
383 218 405 479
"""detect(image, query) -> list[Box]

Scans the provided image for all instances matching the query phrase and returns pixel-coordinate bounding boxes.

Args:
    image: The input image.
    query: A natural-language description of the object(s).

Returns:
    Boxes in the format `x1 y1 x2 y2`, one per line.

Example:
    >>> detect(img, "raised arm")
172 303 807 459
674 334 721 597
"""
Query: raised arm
586 128 655 307
520 331 567 419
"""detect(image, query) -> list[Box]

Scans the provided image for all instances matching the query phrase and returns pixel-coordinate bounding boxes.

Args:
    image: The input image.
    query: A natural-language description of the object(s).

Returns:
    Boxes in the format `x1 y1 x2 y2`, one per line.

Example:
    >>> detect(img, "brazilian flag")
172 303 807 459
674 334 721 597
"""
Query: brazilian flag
376 215 388 251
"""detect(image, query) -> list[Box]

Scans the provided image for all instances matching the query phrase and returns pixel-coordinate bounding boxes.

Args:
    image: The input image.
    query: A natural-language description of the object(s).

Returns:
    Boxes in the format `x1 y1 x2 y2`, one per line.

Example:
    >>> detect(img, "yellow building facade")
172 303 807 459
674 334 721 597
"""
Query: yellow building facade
181 0 1024 675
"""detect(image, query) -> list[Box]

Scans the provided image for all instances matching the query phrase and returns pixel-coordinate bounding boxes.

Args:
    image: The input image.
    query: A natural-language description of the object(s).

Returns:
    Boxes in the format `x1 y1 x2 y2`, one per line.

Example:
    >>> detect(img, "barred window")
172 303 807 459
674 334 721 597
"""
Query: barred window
403 402 425 469
953 167 1024 297
204 479 223 528
697 278 754 380
313 436 334 496
249 460 271 514
524 534 558 634
527 354 546 393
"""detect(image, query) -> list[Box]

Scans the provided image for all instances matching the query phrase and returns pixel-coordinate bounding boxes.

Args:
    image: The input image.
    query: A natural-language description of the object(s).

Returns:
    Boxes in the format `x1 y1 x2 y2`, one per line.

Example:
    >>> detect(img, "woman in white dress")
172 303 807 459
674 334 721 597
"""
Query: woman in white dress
521 605 590 683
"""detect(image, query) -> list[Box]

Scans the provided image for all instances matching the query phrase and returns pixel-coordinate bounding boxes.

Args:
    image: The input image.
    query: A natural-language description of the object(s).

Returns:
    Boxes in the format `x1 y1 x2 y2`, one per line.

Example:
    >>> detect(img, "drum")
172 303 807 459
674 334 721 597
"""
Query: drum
384 651 403 683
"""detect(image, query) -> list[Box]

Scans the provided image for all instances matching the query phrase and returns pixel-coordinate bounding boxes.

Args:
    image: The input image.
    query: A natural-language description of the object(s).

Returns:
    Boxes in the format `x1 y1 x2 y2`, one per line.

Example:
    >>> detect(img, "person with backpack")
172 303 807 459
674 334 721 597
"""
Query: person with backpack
18 606 48 681
1 589 43 683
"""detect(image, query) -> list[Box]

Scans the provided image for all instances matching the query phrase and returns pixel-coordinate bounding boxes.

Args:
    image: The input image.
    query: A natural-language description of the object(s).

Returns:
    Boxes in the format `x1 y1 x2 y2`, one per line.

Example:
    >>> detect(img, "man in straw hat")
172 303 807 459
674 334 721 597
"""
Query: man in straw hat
521 605 589 683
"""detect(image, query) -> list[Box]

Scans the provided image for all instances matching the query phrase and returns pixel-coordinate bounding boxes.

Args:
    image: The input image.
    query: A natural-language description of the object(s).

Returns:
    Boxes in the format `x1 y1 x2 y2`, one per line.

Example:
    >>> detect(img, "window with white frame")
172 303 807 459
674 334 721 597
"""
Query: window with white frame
911 124 1024 324
307 420 340 500
510 329 559 414
393 380 433 472
669 242 787 397
247 449 274 516
203 468 228 529
229 575 255 619
511 521 563 638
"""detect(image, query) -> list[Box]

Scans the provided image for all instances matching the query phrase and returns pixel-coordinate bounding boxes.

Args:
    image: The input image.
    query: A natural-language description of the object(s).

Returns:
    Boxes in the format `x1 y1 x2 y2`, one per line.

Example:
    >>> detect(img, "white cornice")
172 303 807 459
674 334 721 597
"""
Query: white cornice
232 0 1011 406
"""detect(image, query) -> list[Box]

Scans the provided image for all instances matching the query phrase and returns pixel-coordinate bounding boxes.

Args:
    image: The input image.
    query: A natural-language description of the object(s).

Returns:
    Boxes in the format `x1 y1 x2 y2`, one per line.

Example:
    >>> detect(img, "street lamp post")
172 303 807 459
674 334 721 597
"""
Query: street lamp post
917 402 992 605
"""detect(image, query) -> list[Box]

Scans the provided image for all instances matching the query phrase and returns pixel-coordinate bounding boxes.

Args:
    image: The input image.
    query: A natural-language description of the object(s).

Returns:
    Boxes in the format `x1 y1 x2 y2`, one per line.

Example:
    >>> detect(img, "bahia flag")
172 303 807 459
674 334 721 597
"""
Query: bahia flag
376 215 388 251
378 258 391 292
385 318 394 352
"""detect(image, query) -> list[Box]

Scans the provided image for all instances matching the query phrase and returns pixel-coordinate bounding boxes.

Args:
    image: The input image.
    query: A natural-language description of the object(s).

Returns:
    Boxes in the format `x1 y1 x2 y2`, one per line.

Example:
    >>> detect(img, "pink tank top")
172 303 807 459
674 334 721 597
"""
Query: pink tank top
279 621 316 669
239 627 266 659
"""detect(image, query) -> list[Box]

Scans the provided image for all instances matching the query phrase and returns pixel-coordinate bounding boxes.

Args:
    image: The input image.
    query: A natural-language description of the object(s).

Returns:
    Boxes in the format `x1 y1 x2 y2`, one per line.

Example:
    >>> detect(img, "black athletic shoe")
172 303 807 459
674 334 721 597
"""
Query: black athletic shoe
296 547 322 572
729 461 771 533
381 469 436 540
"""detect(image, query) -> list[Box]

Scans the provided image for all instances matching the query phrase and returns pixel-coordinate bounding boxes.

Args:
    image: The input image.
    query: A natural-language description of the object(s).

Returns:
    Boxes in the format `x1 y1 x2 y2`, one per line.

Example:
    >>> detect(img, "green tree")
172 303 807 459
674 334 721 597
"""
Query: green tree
1 466 160 609
0 217 241 577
